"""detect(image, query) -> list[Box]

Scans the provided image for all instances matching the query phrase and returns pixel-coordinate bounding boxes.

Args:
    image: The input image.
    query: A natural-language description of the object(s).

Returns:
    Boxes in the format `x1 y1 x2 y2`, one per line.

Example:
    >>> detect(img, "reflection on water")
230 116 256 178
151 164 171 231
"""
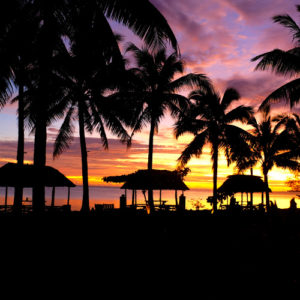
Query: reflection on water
0 186 299 211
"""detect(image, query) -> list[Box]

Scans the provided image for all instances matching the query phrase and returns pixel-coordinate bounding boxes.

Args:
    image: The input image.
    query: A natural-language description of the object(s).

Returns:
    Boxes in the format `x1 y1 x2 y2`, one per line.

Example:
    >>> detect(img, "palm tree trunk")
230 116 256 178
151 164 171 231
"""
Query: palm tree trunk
147 116 155 213
78 103 90 213
32 116 47 213
32 4 52 214
264 171 270 212
250 167 253 206
14 82 24 214
212 143 218 212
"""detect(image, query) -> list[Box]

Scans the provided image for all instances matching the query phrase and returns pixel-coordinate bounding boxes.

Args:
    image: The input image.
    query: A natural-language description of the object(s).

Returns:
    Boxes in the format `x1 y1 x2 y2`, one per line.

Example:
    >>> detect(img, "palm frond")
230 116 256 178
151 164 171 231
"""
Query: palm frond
177 130 208 166
158 52 183 83
252 49 300 76
259 78 300 109
174 108 207 138
163 93 189 117
274 154 300 171
221 87 240 110
96 114 109 150
53 106 75 158
224 105 253 124
107 91 148 127
128 106 151 143
273 14 300 43
101 0 178 51
272 114 290 134
99 99 131 146
222 125 256 168
168 73 211 93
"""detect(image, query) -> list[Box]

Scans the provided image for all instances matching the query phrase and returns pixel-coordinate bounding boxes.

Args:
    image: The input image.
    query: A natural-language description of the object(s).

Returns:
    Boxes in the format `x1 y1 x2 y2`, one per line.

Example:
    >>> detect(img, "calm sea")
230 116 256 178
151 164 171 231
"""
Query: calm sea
0 185 299 211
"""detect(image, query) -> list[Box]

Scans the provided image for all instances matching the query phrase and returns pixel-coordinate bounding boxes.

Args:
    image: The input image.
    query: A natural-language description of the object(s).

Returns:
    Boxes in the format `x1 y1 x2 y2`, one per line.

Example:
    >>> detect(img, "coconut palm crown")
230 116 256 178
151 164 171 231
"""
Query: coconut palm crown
115 43 211 212
252 4 300 109
175 85 253 212
236 106 300 210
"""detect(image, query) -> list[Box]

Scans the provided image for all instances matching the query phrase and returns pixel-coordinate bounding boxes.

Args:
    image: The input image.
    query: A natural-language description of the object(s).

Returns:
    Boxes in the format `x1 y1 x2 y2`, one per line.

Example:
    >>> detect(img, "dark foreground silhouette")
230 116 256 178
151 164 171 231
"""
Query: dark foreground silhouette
1 210 300 298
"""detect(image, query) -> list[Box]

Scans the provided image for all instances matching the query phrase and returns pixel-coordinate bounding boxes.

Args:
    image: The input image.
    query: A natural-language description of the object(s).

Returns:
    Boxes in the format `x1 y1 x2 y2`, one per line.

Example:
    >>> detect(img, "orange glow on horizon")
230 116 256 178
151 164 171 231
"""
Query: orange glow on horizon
56 127 296 194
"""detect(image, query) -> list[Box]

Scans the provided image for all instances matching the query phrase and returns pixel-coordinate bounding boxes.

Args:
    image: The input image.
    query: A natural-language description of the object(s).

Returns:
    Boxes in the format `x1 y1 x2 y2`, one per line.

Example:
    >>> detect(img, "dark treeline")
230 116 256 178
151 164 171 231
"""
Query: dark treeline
1 1 300 215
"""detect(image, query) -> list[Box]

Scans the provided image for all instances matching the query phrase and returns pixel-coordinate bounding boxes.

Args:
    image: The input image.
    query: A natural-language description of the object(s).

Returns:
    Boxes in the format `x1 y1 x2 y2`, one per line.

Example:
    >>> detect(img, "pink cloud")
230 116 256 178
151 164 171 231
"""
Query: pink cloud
222 0 298 25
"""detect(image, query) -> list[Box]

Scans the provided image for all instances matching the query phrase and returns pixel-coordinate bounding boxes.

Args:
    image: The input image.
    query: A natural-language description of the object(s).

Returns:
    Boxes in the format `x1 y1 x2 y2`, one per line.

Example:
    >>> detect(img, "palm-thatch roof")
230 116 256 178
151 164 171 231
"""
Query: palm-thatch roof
217 174 271 195
103 169 189 191
0 163 76 187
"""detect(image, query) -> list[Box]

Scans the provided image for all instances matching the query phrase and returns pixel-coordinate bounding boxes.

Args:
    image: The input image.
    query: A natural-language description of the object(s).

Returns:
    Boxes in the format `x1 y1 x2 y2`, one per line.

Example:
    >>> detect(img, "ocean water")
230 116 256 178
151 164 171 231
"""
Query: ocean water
0 185 299 211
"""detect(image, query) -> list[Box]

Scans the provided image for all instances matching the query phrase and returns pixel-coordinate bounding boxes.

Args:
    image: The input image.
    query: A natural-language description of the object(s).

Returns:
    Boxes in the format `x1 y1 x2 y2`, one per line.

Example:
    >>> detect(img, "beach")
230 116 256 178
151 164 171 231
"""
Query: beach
0 185 299 211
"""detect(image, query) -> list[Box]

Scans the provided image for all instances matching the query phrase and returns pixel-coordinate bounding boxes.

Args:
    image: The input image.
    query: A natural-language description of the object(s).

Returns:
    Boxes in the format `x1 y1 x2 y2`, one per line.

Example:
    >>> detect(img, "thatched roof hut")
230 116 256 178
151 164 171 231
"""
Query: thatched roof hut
103 169 189 191
103 169 189 208
217 175 270 195
0 163 75 187
217 174 271 207
0 163 75 208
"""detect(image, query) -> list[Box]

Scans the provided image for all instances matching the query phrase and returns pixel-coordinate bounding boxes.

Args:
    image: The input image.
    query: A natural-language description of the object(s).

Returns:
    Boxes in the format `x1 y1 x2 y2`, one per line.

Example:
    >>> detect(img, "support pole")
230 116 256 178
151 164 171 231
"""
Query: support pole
250 168 253 206
159 189 162 206
132 189 135 206
51 186 55 207
67 187 70 206
5 186 8 212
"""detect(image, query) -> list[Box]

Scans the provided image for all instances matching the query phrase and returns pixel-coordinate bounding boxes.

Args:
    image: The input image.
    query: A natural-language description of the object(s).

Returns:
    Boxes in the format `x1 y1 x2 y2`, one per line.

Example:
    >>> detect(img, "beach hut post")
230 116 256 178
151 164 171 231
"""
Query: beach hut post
175 190 178 207
132 189 135 206
67 187 70 206
4 186 8 211
159 189 162 205
250 168 253 206
51 186 55 207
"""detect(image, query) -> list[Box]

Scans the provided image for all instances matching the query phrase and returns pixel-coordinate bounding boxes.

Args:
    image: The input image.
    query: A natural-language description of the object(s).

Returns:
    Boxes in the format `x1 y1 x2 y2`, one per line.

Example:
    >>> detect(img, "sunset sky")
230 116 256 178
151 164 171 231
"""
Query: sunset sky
1 0 300 192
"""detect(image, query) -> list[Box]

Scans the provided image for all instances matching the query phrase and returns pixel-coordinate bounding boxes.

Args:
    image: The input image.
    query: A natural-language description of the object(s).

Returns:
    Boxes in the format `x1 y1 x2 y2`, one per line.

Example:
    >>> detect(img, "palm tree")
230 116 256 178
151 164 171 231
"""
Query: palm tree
20 0 70 213
25 0 179 213
118 43 211 213
237 106 300 210
175 85 253 212
52 2 130 213
1 0 40 213
251 4 300 109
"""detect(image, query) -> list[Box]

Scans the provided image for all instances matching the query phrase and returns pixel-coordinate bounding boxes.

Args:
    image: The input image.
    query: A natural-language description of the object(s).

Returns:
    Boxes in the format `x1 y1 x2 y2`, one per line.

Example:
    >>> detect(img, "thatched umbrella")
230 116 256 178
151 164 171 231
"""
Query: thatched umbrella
217 174 271 206
103 169 189 208
0 163 75 209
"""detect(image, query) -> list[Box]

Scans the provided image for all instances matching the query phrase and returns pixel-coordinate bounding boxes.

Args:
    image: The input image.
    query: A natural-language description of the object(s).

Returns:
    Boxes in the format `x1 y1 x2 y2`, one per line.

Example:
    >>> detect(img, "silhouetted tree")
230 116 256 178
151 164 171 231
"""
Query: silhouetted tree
53 1 129 213
252 4 300 109
22 0 69 213
30 0 178 213
0 0 40 213
118 43 210 213
237 106 300 210
175 85 253 212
